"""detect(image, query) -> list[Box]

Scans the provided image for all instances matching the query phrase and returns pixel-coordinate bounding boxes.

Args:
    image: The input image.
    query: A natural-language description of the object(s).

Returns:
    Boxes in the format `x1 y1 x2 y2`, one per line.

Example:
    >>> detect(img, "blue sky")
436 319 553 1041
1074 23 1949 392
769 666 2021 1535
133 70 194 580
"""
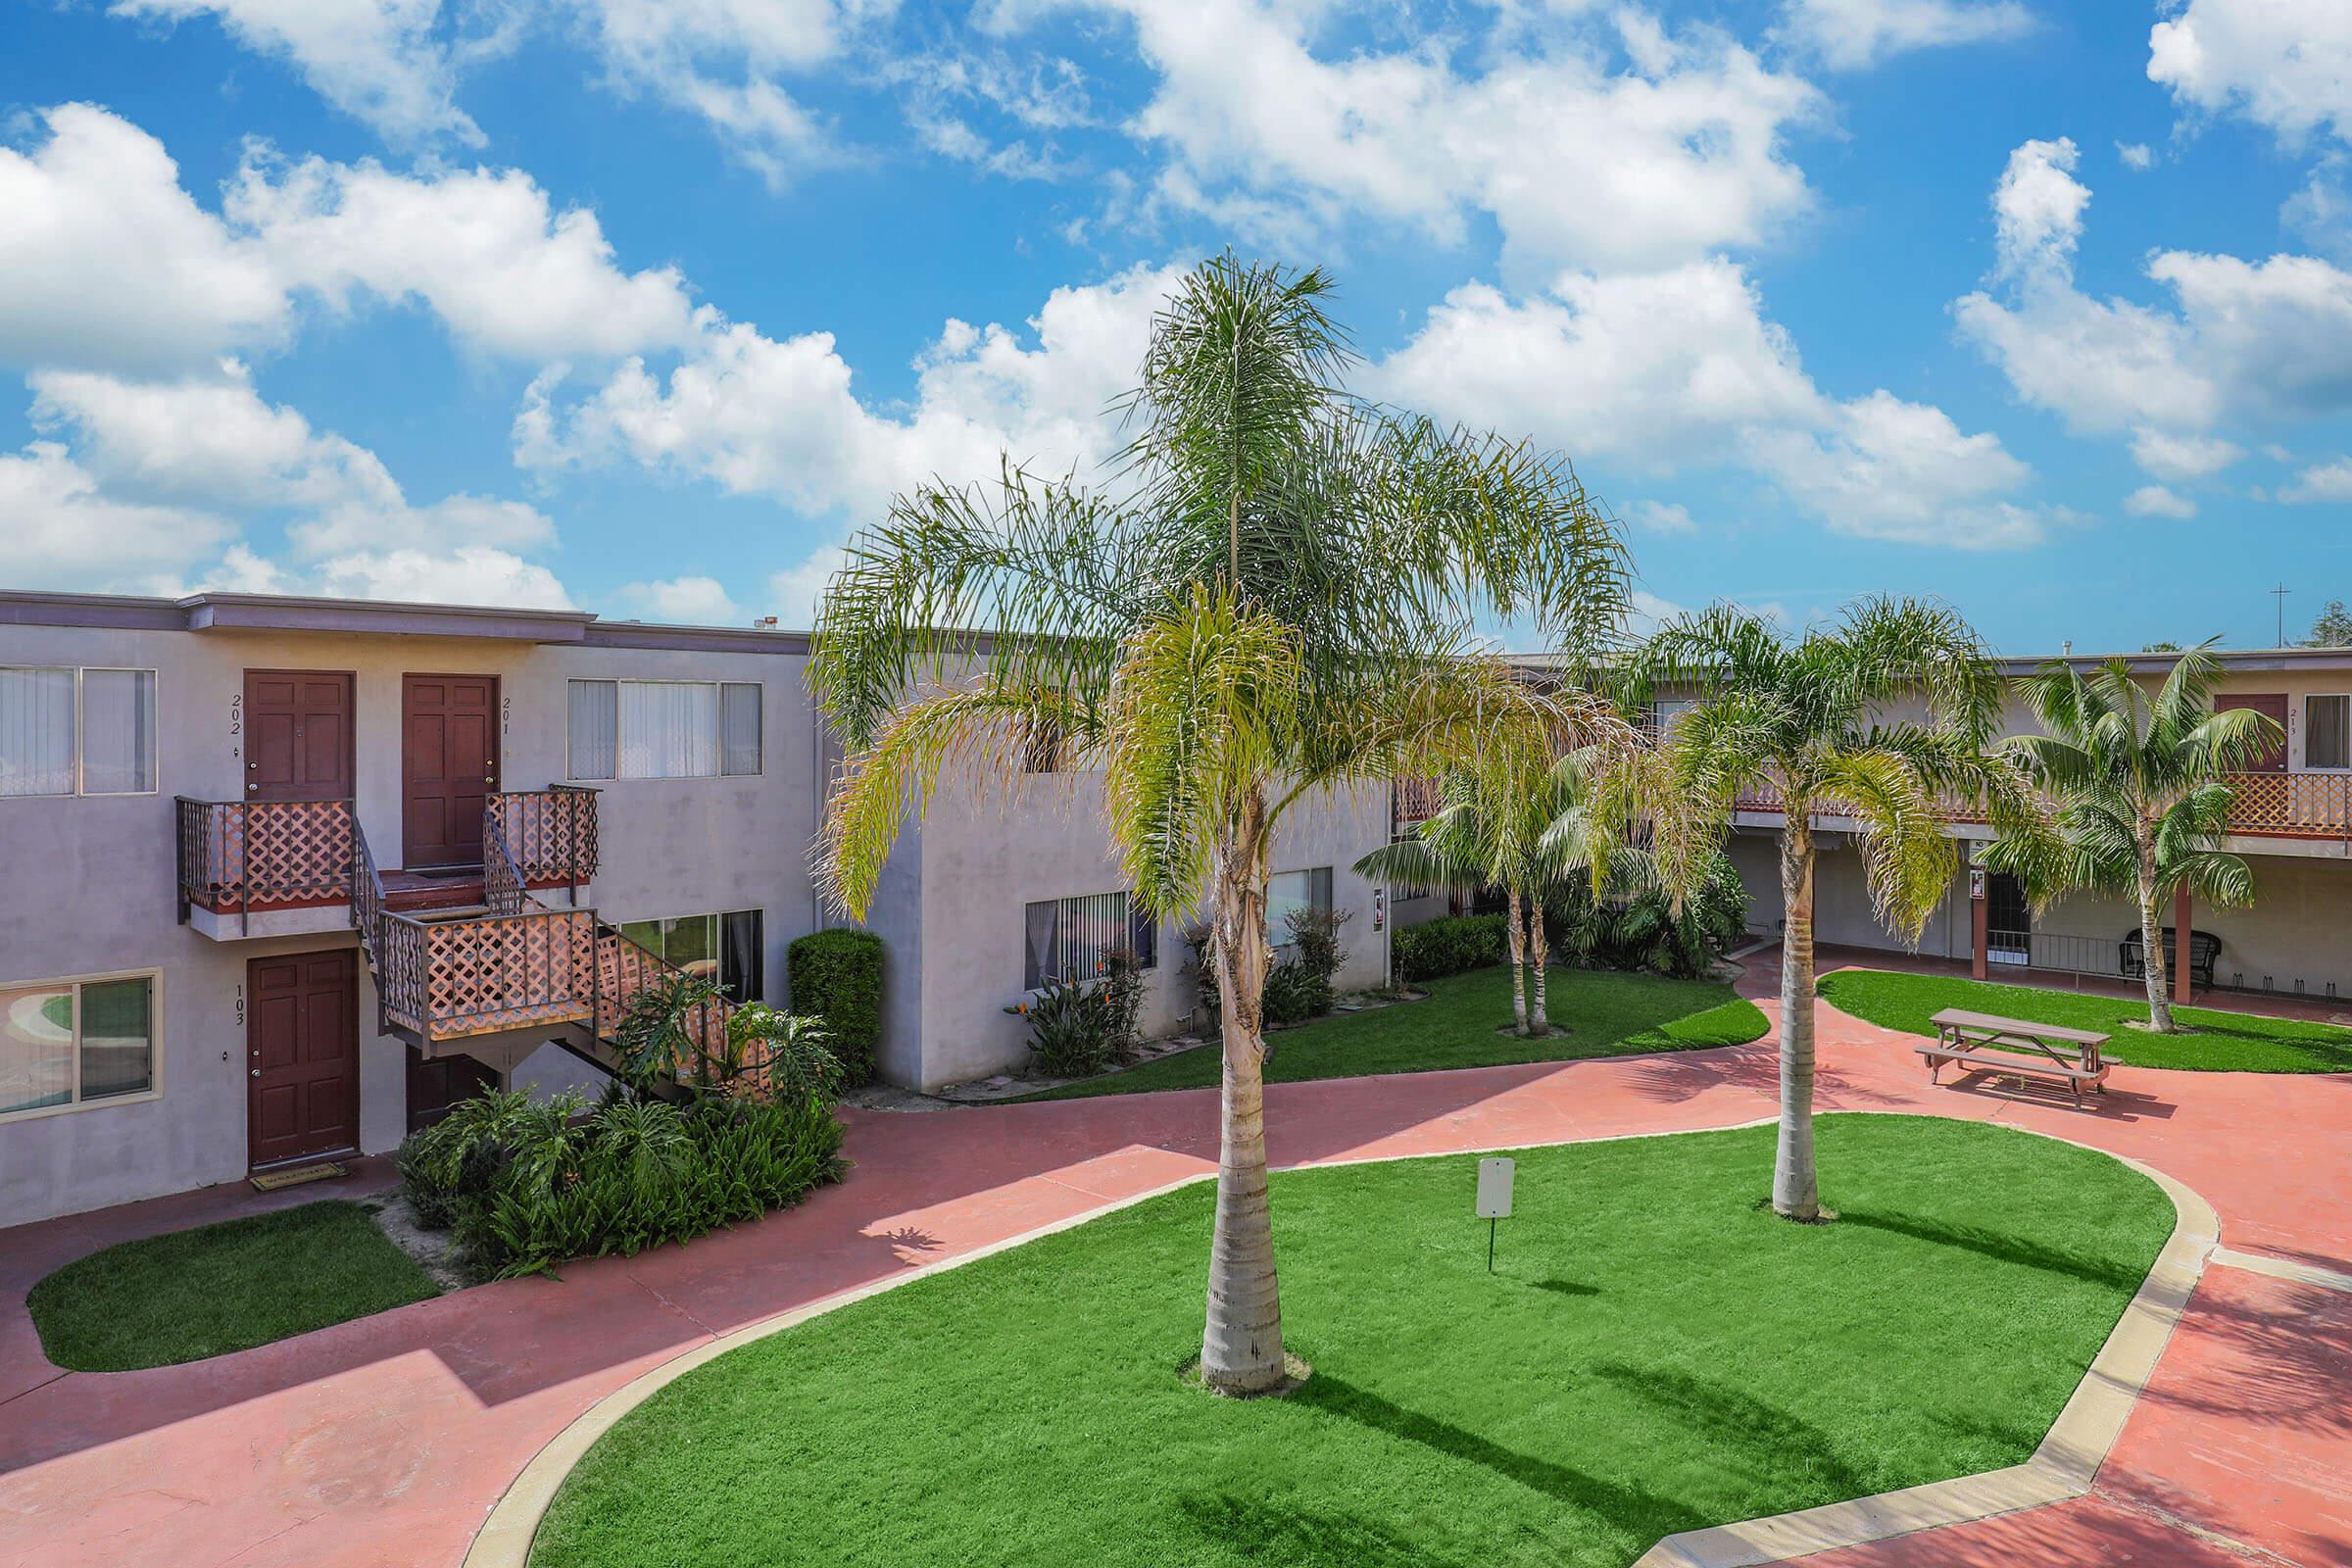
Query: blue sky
4 0 2350 654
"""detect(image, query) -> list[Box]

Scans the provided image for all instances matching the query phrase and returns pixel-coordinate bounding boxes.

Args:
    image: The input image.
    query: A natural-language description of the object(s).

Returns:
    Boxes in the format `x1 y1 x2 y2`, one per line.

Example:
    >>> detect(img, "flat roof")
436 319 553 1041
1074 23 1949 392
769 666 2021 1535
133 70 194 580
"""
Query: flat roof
0 589 811 653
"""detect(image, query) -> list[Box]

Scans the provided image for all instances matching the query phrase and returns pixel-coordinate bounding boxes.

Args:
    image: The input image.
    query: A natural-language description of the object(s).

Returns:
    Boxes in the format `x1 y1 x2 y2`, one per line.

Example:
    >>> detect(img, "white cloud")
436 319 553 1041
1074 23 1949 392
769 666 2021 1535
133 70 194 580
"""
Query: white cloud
225 148 703 362
0 440 235 590
2129 426 2243 481
619 574 746 623
524 262 1180 514
0 105 287 373
1955 140 2352 439
2118 140 2154 171
1029 1 1821 278
1375 261 2043 547
276 545 573 608
2280 457 2352 503
2149 0 2352 148
2124 483 2197 519
1742 390 2046 547
769 546 848 628
1368 262 1823 470
109 0 482 145
1631 500 1697 533
1777 0 2034 72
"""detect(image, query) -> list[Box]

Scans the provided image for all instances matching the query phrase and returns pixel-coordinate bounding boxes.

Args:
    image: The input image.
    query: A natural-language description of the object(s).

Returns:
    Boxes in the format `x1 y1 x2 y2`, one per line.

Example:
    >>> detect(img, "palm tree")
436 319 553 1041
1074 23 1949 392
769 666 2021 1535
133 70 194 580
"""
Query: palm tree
1355 743 1625 1036
1628 600 2045 1221
811 257 1632 1394
1980 649 2278 1033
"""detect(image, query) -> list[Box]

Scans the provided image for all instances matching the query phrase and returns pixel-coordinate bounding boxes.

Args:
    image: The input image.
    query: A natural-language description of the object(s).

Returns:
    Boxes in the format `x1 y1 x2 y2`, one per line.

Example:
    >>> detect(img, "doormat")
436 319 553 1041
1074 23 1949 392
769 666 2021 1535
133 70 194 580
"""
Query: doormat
250 1160 348 1193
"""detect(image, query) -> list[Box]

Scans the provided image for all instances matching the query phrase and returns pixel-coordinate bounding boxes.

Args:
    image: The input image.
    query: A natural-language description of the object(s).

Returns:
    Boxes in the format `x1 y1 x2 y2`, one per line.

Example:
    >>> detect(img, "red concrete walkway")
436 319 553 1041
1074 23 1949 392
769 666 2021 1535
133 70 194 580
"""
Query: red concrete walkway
2 954 2347 1568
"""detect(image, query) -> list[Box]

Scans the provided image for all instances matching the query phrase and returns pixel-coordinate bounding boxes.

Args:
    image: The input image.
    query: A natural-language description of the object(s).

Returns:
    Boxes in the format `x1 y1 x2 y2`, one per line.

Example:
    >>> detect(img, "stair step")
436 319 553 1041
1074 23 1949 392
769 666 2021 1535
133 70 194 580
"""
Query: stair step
383 867 487 912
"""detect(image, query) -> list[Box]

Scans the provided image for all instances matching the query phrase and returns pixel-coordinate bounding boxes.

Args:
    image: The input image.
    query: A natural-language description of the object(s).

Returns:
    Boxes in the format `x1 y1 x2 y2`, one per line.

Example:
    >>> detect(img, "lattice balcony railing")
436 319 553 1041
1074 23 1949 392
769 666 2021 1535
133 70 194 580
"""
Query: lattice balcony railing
1733 772 2352 841
175 798 355 923
487 786 600 892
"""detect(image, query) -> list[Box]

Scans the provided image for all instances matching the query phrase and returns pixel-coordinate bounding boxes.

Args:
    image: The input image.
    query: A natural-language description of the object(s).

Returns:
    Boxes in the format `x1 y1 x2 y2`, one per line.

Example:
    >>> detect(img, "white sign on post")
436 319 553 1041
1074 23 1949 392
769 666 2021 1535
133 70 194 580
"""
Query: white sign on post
1475 1157 1515 1218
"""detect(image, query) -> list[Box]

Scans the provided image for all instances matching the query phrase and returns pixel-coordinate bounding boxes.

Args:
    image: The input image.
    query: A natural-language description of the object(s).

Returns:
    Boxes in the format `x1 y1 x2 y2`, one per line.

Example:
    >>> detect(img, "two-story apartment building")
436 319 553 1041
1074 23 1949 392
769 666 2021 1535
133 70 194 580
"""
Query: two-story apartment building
0 590 1392 1227
1714 647 2352 1004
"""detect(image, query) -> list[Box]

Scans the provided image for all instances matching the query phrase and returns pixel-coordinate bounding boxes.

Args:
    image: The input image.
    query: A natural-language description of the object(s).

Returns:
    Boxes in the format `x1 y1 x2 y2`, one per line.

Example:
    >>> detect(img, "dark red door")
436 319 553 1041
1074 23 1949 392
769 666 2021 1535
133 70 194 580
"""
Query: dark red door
407 1047 501 1134
402 674 498 868
248 949 360 1167
2217 693 2289 771
245 671 354 802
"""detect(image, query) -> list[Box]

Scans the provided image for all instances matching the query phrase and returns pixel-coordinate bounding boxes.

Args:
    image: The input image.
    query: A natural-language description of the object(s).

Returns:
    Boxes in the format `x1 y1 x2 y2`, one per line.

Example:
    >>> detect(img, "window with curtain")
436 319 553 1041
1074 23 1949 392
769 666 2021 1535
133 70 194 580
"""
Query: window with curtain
0 972 156 1118
568 680 762 780
0 667 156 798
2307 695 2351 770
1266 866 1335 948
1023 890 1155 989
615 907 764 999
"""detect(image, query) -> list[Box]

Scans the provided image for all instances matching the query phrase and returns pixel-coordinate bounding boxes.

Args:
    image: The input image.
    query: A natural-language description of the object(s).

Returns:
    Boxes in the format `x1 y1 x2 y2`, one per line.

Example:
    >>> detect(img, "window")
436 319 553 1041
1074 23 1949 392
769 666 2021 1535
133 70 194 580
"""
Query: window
0 667 156 798
1023 891 1156 990
615 908 764 1000
2306 695 2350 770
0 971 156 1119
1644 698 1697 741
1266 866 1335 947
567 680 761 780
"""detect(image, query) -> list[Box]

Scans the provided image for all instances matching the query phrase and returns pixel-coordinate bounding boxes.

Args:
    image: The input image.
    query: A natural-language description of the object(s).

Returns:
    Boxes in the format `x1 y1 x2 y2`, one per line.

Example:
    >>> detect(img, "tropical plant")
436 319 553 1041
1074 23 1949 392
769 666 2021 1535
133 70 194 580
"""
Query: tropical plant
1357 744 1627 1036
1625 599 2048 1221
1021 975 1124 1077
2306 600 2352 648
810 255 1631 1393
1391 913 1510 981
1979 648 2278 1033
1551 848 1749 979
729 1004 847 1102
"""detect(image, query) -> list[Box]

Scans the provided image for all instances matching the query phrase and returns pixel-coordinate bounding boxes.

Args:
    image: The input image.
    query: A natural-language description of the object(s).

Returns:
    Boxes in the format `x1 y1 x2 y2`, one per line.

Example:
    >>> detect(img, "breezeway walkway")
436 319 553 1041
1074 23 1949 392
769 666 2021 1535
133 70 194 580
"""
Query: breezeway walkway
2 951 2347 1567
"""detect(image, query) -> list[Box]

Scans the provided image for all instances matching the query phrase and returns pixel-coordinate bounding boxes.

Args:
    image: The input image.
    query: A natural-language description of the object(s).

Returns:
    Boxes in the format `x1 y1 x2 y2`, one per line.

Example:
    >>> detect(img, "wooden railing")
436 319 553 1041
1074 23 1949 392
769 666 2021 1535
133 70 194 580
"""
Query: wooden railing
1394 776 1445 835
488 785 600 896
1733 772 2352 841
175 798 354 930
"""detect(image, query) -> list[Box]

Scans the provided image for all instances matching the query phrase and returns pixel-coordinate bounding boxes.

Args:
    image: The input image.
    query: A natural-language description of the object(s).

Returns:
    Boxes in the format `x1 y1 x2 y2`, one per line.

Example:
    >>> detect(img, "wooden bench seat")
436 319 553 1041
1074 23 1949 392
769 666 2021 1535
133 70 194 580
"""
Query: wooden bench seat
1918 1007 2113 1109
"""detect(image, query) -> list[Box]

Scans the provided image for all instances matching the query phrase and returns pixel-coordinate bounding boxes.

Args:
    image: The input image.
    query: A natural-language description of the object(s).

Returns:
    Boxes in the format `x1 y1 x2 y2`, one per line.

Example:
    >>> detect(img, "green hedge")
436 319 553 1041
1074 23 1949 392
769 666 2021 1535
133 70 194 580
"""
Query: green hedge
1393 912 1509 982
788 928 883 1085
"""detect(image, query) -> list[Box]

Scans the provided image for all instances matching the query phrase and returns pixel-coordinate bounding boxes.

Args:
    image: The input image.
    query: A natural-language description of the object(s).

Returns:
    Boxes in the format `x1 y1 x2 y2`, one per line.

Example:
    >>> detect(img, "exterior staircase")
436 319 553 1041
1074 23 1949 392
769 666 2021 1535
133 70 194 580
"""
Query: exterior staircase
346 788 740 1086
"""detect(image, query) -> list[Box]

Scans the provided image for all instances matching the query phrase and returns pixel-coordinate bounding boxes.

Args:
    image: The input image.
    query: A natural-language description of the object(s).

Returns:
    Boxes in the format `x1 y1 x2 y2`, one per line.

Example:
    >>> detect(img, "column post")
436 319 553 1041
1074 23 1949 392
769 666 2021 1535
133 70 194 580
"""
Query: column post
1969 863 1988 982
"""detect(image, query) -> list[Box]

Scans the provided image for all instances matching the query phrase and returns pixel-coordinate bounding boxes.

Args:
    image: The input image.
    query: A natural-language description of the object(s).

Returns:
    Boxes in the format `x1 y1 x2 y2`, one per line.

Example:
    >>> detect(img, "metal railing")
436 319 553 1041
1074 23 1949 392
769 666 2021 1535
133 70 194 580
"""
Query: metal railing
175 797 355 933
487 785 600 901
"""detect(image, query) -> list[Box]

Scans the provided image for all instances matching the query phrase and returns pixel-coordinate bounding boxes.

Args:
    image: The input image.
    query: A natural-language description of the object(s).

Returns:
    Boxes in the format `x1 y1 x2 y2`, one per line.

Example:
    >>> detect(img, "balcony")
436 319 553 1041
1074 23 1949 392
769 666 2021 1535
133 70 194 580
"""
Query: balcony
1731 772 2352 847
175 787 599 939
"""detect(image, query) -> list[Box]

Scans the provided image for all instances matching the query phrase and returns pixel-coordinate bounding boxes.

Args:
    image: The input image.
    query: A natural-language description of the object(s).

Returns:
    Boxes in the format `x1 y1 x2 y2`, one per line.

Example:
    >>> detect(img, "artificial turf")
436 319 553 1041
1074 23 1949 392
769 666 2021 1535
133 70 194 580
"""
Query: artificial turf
26 1200 439 1371
532 1115 2172 1568
1018 964 1769 1101
1817 967 2352 1073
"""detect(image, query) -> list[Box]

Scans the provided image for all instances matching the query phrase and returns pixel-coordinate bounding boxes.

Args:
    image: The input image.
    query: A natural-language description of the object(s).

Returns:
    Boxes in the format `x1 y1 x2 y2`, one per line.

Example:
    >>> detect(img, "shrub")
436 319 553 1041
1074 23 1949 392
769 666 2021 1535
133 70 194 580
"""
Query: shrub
395 1088 848 1279
1021 946 1149 1078
1393 912 1509 982
1184 907 1352 1030
788 929 883 1084
1544 852 1749 980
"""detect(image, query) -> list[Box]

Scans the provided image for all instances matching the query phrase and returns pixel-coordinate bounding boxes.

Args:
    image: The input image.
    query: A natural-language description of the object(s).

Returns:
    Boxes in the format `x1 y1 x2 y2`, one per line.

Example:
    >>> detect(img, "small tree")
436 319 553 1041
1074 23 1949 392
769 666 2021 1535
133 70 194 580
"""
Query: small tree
2306 600 2352 648
1981 648 2279 1032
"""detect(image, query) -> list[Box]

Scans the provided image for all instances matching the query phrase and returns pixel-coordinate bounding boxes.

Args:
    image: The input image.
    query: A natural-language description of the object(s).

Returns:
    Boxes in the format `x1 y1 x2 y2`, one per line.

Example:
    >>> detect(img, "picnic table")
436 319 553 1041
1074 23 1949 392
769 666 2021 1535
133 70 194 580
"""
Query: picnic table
1918 1007 2111 1109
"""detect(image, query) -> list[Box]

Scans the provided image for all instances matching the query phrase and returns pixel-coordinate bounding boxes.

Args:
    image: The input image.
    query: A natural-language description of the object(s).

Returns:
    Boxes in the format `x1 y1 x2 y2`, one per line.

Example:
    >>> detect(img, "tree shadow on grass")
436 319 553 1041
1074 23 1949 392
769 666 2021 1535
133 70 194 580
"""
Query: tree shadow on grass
1837 1209 2150 1292
1586 1362 1870 1499
1292 1375 1711 1544
1174 1493 1483 1568
1527 1278 1598 1298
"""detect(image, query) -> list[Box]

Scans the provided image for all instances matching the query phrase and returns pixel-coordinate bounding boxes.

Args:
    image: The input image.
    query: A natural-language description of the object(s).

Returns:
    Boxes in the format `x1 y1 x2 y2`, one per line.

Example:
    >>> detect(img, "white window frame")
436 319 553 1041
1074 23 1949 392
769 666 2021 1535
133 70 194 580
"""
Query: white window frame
0 666 160 799
565 679 762 782
611 906 765 999
2301 692 2352 773
0 966 164 1124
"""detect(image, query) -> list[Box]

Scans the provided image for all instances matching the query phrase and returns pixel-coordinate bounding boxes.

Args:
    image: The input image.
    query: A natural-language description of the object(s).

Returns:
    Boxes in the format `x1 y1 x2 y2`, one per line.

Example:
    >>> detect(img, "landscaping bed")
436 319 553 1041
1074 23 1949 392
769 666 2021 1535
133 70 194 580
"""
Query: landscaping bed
1818 968 2352 1073
1016 963 1766 1101
532 1115 2172 1568
26 1199 439 1372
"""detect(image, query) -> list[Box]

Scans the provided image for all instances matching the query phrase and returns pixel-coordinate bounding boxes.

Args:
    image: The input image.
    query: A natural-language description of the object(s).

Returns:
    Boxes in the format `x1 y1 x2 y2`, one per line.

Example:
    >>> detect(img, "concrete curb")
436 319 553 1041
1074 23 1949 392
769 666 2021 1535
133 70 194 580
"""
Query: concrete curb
1631 1140 2219 1568
464 1114 2214 1568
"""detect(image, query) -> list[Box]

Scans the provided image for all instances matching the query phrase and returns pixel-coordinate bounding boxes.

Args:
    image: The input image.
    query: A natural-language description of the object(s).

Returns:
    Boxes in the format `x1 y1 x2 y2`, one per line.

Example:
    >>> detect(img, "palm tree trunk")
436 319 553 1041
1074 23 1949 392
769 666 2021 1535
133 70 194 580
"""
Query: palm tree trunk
1775 807 1822 1221
2136 841 2177 1034
1504 887 1529 1035
1200 789 1287 1395
1528 895 1550 1033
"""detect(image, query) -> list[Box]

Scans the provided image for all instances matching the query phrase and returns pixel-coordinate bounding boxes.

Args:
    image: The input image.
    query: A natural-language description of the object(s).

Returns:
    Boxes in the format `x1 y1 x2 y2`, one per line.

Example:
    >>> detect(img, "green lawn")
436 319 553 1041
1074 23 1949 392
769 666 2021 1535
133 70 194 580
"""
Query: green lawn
534 1115 2171 1568
1817 967 2352 1073
27 1200 439 1371
1019 965 1768 1101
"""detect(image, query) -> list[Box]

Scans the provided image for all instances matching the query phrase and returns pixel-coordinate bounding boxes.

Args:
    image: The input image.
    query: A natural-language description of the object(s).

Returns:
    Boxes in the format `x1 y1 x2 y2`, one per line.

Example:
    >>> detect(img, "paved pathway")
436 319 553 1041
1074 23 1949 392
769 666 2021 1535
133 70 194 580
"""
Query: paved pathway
2 955 2347 1568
